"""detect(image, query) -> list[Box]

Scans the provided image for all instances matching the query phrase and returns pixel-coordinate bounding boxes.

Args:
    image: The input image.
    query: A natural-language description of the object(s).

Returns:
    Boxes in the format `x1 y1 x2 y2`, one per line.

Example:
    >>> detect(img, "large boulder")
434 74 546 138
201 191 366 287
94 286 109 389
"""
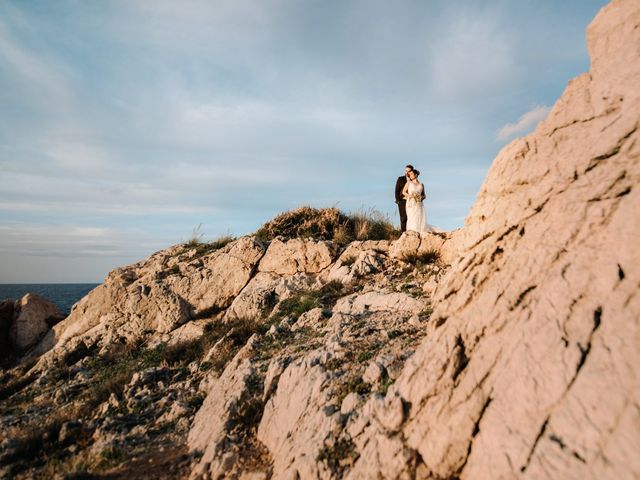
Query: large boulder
389 230 462 265
188 351 258 479
333 291 426 316
258 238 337 275
168 236 266 315
32 237 266 359
9 294 64 353
0 299 15 361
257 353 340 480
348 1 640 478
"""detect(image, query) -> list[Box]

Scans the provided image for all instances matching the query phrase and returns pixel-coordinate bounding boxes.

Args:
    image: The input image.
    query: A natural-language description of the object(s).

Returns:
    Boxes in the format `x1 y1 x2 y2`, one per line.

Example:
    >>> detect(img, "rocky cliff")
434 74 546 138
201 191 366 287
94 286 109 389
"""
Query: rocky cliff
344 0 640 477
0 1 638 478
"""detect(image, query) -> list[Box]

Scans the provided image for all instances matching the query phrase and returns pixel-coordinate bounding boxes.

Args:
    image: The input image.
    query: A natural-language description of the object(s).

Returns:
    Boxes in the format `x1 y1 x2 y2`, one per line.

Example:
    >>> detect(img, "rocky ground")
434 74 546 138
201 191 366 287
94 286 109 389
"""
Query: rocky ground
0 233 450 479
1 1 639 478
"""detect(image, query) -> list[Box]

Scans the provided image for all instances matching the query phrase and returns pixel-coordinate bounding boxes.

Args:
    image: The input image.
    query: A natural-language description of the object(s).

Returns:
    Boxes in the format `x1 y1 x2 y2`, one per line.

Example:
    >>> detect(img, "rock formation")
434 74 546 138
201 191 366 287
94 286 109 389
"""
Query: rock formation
345 1 640 478
0 1 637 478
0 293 65 362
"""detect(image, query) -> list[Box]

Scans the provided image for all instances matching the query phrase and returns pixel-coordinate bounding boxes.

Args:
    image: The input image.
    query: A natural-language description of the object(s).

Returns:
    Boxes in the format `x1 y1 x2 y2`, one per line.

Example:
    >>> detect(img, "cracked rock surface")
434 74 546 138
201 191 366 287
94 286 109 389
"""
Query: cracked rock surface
347 1 640 478
0 1 638 479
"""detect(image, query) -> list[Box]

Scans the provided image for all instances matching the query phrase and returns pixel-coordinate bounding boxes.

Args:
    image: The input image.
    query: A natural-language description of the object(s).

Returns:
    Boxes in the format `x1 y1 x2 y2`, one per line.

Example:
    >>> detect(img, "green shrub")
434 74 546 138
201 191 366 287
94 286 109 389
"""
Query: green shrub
357 351 373 363
401 249 440 266
271 281 348 323
317 437 358 475
79 317 259 415
334 375 372 405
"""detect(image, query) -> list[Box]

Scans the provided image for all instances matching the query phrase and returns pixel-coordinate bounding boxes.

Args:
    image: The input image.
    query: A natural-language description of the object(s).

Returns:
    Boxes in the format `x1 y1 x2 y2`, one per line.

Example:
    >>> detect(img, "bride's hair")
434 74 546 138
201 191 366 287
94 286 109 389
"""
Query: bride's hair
413 169 420 176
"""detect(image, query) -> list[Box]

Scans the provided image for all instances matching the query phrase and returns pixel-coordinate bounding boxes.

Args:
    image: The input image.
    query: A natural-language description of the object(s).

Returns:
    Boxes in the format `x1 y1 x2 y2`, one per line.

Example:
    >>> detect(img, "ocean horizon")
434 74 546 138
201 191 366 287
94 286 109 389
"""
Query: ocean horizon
0 283 100 315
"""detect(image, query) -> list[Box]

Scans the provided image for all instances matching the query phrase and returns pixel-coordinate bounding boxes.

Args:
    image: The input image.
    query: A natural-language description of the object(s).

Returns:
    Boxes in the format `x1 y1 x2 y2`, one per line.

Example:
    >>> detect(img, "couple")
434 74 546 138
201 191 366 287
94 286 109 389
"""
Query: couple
395 164 432 233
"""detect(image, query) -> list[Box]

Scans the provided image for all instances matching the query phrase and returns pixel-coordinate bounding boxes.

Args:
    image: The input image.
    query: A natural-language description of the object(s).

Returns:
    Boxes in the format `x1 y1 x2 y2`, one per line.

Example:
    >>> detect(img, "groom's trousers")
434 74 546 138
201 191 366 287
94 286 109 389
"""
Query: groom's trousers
397 200 407 232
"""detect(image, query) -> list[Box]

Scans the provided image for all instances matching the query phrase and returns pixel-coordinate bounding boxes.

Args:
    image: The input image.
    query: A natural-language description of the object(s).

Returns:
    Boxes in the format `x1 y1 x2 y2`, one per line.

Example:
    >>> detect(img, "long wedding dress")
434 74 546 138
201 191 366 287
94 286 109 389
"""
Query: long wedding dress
405 180 430 233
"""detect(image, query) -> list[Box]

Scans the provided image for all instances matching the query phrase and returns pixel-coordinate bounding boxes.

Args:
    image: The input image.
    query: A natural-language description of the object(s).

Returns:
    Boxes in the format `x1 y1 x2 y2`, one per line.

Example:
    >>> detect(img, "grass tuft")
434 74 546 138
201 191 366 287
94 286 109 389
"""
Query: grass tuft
271 281 348 324
254 206 400 244
401 249 440 266
77 317 259 417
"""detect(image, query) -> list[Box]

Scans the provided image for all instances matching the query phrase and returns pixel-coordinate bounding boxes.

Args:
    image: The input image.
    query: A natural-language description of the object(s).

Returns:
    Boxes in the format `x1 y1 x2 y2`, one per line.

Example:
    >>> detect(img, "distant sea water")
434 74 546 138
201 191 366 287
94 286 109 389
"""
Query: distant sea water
0 284 100 315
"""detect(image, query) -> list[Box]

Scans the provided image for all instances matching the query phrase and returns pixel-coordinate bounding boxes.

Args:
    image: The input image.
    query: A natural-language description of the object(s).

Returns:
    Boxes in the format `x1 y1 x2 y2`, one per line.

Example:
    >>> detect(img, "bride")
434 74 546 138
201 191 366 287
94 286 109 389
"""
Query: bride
402 169 431 233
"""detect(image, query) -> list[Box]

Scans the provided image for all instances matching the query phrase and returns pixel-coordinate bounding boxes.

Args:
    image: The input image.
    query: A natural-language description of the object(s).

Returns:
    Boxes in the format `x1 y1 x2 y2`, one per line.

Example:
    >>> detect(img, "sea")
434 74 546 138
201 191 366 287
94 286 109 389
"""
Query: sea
0 284 100 315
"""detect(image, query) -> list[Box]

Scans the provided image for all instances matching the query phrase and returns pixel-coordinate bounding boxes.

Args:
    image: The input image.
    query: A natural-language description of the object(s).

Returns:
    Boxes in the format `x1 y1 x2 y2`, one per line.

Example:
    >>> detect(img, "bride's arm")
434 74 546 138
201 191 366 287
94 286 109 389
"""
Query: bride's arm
402 182 409 199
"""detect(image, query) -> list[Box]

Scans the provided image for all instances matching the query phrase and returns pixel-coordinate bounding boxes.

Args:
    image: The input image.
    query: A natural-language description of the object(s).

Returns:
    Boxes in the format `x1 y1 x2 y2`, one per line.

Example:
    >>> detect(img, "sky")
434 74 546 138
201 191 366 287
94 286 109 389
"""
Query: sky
0 0 608 283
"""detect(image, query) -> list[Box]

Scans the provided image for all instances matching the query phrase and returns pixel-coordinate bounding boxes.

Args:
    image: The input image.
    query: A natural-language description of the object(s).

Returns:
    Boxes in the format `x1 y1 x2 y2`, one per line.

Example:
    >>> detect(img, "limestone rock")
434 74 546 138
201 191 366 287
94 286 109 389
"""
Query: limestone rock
327 249 385 284
262 356 290 402
388 231 421 260
169 236 265 315
389 230 461 266
225 272 280 320
333 291 426 316
258 238 337 275
32 237 265 360
4 5 637 480
340 392 360 416
362 361 386 385
350 250 384 278
349 1 640 478
188 351 257 479
9 294 64 353
340 240 390 257
0 299 15 360
291 307 326 332
166 318 211 346
257 355 339 479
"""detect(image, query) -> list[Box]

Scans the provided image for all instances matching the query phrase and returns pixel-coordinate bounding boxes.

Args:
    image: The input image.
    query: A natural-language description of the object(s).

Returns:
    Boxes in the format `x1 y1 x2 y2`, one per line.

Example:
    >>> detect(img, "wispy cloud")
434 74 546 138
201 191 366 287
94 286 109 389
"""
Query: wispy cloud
0 22 70 102
428 6 519 103
496 105 551 141
0 0 605 281
0 223 158 258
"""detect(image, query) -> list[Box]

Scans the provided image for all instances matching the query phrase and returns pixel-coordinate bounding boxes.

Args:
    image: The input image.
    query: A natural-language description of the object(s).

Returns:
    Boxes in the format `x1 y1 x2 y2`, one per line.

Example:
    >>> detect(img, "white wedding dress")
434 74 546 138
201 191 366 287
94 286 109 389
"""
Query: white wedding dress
405 180 430 233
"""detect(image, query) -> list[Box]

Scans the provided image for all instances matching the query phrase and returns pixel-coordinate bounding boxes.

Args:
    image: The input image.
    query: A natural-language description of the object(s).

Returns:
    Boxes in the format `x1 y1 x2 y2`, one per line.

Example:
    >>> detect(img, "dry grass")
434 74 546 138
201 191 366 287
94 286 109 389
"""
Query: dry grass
255 206 350 242
269 281 347 324
254 206 399 244
0 410 76 473
72 317 259 418
174 232 236 260
350 208 400 241
186 224 205 246
401 249 440 266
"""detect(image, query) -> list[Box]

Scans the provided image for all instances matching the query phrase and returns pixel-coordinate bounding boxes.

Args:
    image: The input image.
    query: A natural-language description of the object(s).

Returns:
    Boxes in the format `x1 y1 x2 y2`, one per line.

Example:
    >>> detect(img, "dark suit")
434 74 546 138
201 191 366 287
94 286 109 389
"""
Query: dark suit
395 175 408 231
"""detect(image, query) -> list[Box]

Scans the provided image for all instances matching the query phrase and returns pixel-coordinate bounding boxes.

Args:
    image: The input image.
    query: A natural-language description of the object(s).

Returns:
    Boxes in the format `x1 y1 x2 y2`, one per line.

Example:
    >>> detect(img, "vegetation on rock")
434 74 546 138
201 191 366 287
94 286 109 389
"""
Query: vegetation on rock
254 206 400 244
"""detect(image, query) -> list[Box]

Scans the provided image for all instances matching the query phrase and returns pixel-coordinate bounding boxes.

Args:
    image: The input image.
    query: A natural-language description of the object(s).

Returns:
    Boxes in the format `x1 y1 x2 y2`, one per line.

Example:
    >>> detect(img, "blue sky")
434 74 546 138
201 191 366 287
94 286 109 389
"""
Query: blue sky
0 0 608 283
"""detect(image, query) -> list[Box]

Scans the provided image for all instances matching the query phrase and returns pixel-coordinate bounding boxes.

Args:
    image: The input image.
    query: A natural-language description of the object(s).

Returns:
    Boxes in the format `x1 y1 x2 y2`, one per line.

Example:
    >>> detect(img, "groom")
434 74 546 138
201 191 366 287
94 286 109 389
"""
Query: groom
395 164 414 231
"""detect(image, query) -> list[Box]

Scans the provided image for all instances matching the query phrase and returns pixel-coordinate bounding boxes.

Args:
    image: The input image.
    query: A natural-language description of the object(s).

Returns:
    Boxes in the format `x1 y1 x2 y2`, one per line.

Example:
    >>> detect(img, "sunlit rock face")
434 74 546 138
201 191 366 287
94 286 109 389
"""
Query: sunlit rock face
347 0 640 478
3 2 638 479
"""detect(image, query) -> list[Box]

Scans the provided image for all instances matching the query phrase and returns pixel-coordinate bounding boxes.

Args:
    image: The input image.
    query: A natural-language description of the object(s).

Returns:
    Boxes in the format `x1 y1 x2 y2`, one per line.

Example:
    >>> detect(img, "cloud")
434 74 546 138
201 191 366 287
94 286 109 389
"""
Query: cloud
428 6 519 103
0 0 604 281
0 223 158 258
496 105 551 141
0 15 75 116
